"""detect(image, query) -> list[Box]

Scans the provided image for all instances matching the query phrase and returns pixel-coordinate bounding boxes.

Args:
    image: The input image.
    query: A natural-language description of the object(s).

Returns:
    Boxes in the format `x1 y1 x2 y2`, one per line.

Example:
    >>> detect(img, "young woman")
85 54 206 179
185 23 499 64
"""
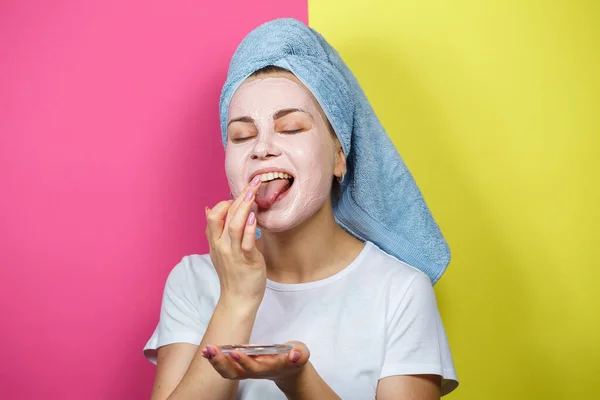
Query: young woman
144 18 458 400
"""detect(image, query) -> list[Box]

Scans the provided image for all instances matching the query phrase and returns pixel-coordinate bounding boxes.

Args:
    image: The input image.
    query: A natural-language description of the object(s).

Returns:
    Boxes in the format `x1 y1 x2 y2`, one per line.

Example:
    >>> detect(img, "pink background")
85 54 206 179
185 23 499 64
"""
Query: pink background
0 2 306 399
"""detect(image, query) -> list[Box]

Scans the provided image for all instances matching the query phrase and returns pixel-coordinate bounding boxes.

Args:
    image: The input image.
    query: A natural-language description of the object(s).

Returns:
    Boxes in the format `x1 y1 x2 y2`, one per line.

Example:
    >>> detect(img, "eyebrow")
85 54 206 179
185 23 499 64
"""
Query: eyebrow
273 108 312 120
227 116 254 127
227 108 312 127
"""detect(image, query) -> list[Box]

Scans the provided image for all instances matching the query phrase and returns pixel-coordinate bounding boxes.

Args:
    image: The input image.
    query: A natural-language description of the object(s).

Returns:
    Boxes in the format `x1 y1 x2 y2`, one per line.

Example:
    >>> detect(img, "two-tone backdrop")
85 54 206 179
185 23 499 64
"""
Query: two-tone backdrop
1 1 598 399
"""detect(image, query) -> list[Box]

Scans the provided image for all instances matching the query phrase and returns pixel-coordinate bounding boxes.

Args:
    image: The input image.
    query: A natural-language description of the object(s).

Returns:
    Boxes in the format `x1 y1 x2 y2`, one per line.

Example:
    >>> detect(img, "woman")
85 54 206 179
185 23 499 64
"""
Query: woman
144 18 458 399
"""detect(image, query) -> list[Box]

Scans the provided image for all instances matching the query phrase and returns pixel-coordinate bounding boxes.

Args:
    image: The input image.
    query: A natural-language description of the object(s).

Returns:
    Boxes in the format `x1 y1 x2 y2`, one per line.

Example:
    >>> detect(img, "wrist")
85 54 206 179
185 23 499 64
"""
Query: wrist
274 361 312 398
216 295 260 320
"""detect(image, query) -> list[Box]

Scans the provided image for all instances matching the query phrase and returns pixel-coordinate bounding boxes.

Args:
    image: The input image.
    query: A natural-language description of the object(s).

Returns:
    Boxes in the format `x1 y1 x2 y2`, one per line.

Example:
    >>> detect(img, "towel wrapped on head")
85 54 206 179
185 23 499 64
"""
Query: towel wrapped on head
219 18 450 283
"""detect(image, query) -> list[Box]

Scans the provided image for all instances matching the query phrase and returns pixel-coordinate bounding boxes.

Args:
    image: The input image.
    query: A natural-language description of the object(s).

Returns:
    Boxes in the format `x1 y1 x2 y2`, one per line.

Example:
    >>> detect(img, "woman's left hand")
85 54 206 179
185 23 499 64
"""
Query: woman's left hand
201 341 310 384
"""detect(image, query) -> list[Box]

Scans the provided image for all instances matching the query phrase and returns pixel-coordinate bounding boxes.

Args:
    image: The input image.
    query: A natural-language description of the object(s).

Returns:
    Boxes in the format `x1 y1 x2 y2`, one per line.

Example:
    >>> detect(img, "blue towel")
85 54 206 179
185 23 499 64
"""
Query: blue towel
219 18 450 283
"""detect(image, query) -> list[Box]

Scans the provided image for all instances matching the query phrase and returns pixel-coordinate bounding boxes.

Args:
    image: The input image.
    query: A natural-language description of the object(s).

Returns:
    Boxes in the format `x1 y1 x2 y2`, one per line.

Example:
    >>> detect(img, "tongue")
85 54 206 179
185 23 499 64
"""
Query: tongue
255 179 291 209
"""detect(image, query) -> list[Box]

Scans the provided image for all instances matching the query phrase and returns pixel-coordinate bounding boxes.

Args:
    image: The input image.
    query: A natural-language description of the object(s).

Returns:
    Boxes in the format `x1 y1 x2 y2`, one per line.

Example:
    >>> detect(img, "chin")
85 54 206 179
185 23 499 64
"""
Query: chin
256 205 313 232
256 196 329 233
256 215 304 233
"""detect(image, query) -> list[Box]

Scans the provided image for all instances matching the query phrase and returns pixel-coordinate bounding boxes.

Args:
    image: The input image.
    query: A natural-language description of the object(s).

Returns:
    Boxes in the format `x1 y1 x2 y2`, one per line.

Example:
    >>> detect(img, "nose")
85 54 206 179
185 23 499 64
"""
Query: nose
251 132 281 160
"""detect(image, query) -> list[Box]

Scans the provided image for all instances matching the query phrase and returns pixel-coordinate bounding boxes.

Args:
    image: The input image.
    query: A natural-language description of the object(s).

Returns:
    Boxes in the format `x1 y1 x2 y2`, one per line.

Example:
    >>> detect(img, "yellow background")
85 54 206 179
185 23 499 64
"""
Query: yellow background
309 1 599 398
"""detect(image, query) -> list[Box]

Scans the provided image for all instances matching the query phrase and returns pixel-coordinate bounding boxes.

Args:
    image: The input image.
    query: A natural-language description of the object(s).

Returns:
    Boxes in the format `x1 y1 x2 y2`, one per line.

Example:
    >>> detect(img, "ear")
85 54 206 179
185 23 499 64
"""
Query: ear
334 146 347 179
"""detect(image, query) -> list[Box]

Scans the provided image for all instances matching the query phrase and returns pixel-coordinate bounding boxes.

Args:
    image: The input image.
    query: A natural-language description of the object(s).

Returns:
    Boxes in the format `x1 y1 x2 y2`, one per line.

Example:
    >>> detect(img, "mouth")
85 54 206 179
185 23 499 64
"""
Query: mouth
250 170 295 210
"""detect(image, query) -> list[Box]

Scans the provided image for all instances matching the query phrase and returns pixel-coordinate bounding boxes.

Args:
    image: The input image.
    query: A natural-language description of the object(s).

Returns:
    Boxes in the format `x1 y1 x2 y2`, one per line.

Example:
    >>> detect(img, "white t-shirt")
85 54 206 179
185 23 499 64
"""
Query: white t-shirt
144 242 459 398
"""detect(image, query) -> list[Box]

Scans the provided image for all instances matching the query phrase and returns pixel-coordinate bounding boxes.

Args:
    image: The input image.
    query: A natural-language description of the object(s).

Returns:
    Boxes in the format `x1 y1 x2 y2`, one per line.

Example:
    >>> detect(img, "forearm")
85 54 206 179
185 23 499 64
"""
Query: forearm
167 299 257 400
276 362 341 400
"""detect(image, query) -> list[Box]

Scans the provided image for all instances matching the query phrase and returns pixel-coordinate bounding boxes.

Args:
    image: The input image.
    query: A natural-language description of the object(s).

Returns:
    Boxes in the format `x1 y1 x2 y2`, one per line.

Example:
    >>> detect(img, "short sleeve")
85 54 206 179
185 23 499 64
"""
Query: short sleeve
380 273 459 396
143 255 219 364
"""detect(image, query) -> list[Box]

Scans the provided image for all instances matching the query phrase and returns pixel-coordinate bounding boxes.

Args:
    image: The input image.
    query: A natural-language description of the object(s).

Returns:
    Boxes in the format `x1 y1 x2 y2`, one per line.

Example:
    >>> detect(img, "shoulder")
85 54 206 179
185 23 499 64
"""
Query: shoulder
164 253 220 300
362 242 434 297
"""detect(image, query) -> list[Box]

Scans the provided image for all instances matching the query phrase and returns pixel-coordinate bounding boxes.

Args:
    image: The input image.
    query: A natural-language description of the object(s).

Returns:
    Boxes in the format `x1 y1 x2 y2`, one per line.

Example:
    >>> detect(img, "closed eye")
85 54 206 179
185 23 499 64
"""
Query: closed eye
231 135 257 143
281 128 304 134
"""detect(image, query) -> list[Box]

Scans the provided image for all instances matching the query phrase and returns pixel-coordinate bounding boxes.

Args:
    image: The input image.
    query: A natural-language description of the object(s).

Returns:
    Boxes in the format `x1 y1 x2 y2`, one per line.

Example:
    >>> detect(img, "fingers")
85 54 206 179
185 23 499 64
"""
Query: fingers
285 341 310 367
225 176 261 246
240 212 258 260
226 176 261 221
202 343 311 381
230 351 265 373
205 201 233 243
201 345 244 380
227 351 289 379
206 176 261 252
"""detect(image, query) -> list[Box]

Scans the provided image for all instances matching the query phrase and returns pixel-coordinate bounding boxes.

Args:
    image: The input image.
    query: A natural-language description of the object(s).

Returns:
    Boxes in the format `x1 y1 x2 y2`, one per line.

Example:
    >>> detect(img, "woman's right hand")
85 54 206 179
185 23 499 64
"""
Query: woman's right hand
205 175 266 313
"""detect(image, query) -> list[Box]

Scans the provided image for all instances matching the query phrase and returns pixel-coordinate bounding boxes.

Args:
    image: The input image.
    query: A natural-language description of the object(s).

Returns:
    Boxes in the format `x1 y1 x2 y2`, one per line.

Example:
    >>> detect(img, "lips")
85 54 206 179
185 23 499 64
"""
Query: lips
251 169 295 209
249 169 295 184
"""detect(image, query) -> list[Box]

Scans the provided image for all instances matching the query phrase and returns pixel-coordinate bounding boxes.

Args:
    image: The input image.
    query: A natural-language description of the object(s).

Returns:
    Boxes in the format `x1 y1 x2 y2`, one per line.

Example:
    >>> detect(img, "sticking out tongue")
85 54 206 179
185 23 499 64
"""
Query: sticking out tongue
255 179 291 209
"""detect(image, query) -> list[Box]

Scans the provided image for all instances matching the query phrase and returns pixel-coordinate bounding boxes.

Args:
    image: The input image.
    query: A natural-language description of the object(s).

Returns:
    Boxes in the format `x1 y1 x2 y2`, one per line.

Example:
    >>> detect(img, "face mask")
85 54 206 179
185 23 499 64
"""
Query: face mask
225 77 337 232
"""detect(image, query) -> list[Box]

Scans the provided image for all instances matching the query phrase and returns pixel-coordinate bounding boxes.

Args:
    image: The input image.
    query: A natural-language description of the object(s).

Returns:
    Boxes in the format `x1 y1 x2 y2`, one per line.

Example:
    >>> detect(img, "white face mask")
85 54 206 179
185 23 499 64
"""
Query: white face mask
225 76 337 232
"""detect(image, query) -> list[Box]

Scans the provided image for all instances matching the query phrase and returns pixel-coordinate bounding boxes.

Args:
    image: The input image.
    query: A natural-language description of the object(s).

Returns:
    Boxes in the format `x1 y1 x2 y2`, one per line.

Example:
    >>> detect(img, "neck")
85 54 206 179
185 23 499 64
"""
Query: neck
257 198 364 284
